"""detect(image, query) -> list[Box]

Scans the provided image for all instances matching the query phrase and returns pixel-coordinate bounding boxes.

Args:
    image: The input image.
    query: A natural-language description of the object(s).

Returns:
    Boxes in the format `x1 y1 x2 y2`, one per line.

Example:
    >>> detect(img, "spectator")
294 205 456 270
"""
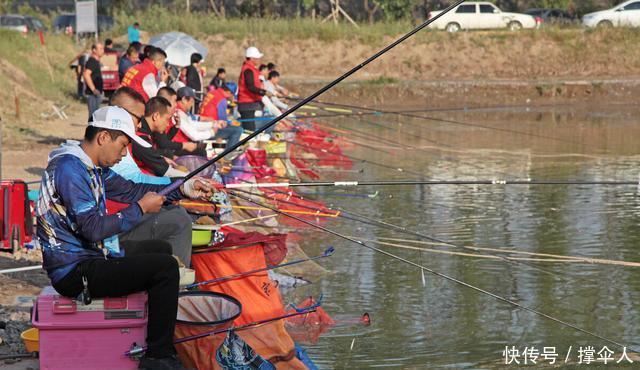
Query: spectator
104 38 116 53
209 68 226 90
185 53 204 110
267 62 276 72
128 22 141 43
82 43 105 118
118 44 140 80
69 50 90 100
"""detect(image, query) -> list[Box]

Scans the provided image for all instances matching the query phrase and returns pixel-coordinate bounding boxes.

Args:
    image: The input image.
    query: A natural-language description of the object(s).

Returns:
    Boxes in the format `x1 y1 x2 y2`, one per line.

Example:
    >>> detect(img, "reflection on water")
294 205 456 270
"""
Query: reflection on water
284 104 640 369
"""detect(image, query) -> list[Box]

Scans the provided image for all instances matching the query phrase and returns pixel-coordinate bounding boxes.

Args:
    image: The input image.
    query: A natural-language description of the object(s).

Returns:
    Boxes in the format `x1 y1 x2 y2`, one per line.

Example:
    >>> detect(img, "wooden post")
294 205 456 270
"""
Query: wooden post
14 87 20 119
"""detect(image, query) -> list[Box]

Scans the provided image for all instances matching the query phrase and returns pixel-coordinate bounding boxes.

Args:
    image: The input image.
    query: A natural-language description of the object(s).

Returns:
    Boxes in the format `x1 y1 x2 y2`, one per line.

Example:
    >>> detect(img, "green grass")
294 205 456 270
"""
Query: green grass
107 5 413 45
0 29 77 101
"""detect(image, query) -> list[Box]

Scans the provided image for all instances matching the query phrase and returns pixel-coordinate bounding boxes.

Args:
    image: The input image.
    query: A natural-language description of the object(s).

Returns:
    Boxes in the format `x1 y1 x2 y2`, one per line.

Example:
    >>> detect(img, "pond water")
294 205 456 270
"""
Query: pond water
284 102 640 369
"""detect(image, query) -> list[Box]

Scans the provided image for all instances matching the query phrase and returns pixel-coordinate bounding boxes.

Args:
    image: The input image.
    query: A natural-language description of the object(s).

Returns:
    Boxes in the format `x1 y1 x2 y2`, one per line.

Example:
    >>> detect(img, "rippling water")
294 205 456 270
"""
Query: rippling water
283 103 640 369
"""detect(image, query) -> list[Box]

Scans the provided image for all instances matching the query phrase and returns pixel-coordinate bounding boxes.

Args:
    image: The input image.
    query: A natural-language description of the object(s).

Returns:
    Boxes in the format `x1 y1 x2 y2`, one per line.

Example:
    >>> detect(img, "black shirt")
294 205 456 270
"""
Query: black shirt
84 56 103 94
185 65 202 94
209 75 225 89
243 69 266 96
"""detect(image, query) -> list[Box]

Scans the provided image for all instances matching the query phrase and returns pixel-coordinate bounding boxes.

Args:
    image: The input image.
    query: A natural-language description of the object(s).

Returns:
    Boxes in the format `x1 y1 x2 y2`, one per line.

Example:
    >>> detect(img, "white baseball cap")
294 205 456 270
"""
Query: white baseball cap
245 46 263 59
89 106 151 148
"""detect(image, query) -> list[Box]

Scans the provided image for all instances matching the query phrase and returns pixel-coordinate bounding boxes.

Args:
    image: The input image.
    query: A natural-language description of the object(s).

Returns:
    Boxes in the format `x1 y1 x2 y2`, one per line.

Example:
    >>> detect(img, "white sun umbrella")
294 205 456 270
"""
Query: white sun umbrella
148 32 208 67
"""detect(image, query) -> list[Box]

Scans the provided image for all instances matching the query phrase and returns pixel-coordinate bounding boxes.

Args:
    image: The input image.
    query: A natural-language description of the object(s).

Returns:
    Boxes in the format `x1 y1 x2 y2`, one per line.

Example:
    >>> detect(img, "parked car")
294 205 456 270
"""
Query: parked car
0 14 46 33
524 8 576 26
52 13 114 33
583 0 640 28
428 2 537 32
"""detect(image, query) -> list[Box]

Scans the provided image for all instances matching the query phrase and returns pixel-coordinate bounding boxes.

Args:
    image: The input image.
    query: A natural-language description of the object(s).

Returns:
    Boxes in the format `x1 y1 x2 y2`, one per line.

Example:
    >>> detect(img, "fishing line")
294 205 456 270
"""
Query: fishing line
228 190 632 351
157 0 468 195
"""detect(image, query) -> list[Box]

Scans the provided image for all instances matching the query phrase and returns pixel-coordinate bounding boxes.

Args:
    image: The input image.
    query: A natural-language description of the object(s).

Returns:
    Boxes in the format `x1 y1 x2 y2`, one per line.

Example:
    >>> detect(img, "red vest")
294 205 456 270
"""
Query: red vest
237 60 263 104
120 59 158 102
169 103 191 143
129 130 155 175
199 88 227 120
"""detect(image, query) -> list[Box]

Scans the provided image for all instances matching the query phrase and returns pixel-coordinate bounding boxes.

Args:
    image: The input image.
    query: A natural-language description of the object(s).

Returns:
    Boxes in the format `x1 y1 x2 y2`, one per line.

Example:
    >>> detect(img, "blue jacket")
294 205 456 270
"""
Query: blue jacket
36 141 181 283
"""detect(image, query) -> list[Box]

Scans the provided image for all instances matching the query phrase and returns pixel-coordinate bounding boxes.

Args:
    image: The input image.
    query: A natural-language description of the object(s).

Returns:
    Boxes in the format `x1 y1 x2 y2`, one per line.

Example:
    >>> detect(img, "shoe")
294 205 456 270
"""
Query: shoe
138 354 189 370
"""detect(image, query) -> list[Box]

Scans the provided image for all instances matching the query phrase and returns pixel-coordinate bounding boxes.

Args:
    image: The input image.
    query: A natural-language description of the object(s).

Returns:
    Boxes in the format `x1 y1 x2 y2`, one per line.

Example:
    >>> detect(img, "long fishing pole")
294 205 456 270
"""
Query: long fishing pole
185 246 335 289
305 99 583 148
222 179 640 189
286 140 423 176
158 0 467 196
228 190 632 351
126 306 319 357
230 187 572 280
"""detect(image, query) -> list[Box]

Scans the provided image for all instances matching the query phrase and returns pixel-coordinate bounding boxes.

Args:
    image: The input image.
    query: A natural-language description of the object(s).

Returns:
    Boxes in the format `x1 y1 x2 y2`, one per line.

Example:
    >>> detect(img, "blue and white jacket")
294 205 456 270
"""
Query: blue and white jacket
36 141 182 284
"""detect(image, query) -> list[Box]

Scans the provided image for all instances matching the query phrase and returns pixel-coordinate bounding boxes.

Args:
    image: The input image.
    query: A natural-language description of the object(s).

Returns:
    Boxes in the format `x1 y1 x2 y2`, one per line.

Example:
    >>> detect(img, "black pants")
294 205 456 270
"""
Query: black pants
238 102 263 132
53 240 179 358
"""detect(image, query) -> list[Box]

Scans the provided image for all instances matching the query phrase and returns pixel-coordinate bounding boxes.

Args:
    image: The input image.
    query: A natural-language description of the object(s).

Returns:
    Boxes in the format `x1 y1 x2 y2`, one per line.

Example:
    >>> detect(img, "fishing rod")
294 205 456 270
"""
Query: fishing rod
304 99 583 148
223 179 640 188
286 140 423 176
230 187 572 280
126 303 320 357
185 246 335 290
229 190 633 351
158 0 467 196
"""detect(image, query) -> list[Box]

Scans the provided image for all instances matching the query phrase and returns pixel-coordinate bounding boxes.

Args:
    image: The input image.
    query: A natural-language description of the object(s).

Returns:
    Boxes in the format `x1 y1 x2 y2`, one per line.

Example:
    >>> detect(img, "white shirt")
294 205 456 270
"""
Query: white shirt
141 74 166 99
176 110 214 142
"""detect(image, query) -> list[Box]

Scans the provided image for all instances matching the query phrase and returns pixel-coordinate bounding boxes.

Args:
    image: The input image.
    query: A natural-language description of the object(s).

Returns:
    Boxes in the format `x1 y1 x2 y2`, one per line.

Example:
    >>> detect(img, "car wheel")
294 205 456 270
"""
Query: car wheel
508 21 523 31
597 20 613 28
445 22 461 33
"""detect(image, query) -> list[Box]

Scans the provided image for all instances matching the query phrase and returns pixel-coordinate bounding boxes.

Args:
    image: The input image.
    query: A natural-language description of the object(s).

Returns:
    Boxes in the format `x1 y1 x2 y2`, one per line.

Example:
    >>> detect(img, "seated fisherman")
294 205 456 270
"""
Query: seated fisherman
131 96 188 177
108 88 194 267
37 106 219 370
174 86 220 142
199 85 244 147
155 87 205 157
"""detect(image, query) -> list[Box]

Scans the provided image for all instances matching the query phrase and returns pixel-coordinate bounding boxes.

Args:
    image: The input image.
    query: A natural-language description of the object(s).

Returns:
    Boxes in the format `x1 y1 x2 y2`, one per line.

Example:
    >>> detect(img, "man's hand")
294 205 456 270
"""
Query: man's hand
137 192 165 214
183 142 198 152
160 68 170 83
163 157 179 167
173 112 181 128
181 177 224 199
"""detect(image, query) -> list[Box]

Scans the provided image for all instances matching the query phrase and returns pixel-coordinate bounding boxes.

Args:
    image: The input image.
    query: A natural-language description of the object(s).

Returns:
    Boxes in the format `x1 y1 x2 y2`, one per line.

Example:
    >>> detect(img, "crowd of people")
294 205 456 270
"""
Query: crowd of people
44 34 298 370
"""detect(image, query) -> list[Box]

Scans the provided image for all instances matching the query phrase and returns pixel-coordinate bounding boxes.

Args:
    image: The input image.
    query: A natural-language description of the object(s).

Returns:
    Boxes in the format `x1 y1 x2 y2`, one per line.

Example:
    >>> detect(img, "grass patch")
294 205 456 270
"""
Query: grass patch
361 76 399 85
0 29 77 102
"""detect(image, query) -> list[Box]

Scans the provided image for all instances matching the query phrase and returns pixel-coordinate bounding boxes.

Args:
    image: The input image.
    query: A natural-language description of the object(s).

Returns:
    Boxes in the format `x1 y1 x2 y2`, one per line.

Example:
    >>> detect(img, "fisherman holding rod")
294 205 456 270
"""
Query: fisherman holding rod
36 106 221 370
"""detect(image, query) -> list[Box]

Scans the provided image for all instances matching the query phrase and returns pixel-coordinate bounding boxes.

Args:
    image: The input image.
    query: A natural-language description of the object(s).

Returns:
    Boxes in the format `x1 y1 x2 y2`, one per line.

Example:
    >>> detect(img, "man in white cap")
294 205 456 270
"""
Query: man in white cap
36 106 218 369
237 46 272 132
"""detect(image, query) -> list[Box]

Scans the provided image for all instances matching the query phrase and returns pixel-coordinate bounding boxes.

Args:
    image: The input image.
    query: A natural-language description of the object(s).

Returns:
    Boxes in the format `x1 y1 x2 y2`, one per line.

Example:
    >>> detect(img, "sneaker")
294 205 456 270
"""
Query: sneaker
138 355 189 370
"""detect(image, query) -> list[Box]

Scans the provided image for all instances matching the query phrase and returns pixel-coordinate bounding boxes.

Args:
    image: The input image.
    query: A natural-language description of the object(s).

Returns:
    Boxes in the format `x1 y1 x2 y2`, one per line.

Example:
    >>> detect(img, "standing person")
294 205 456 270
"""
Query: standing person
37 106 218 370
185 53 204 110
209 68 226 90
128 22 141 43
104 38 116 53
83 43 105 118
237 47 271 132
118 44 140 80
121 47 169 102
199 86 244 147
69 50 90 100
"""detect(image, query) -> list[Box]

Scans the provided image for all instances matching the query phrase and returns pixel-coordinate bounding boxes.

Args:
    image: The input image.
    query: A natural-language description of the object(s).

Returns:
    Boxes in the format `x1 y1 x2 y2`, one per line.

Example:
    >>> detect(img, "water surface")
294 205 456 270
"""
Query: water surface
285 103 640 369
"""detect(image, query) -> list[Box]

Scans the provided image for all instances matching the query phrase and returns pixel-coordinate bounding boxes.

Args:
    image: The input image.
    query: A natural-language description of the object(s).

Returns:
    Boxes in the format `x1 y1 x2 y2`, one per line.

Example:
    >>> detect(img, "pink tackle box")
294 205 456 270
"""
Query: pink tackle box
32 286 148 370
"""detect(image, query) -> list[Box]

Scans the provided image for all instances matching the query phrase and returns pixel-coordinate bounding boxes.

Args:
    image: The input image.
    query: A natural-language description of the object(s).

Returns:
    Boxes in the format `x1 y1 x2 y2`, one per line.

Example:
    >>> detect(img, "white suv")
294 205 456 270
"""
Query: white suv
428 2 537 32
583 0 640 28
